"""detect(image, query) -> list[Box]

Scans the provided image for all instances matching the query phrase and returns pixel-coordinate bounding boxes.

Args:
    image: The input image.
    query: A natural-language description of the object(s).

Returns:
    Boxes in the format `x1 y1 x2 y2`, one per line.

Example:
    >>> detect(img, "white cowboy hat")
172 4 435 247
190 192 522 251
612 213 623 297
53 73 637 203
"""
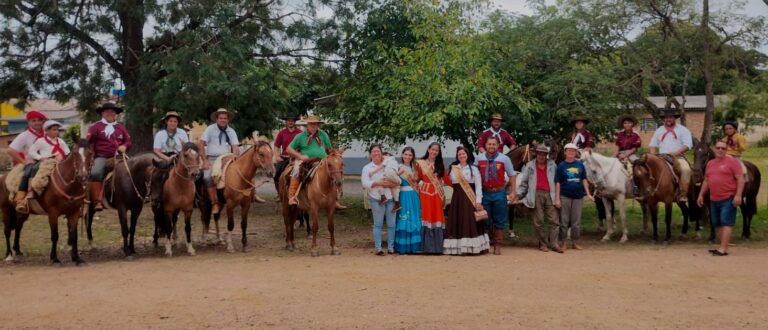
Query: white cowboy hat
43 120 64 130
210 108 234 122
564 143 579 150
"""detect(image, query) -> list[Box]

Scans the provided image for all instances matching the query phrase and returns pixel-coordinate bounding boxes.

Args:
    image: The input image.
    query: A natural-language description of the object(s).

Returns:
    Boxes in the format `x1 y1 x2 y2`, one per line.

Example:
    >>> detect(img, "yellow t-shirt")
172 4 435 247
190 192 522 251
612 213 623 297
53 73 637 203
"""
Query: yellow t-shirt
721 134 746 157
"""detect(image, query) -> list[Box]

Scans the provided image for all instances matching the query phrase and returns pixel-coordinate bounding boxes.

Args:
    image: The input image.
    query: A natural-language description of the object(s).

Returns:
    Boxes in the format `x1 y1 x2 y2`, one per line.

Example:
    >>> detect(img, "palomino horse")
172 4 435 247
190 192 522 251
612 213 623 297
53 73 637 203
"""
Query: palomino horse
0 141 89 265
217 141 275 253
155 143 202 256
581 150 630 243
85 151 156 258
692 140 761 241
632 153 691 243
279 149 345 256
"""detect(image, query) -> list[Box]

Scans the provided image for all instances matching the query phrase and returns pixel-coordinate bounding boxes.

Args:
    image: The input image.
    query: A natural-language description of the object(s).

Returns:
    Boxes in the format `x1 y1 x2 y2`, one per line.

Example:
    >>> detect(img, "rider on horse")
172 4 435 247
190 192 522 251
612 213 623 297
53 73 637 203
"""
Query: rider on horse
150 111 190 208
614 114 642 196
9 110 48 206
649 108 693 202
86 102 132 211
273 114 303 190
721 121 749 180
568 115 594 151
476 113 516 154
15 120 70 214
286 115 333 206
198 108 240 215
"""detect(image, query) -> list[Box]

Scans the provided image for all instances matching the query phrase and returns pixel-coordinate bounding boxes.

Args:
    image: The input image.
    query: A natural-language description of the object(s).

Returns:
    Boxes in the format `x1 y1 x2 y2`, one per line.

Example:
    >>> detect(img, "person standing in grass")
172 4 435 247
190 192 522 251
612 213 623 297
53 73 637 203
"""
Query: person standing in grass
696 141 744 257
394 146 422 254
555 143 594 251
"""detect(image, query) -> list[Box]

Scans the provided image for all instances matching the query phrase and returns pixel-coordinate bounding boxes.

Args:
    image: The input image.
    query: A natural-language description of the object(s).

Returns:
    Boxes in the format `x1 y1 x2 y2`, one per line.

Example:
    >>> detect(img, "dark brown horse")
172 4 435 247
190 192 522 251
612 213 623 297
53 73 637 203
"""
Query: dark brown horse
692 140 761 241
216 141 275 253
1 141 89 265
85 151 156 258
155 143 202 256
632 153 691 243
279 149 345 256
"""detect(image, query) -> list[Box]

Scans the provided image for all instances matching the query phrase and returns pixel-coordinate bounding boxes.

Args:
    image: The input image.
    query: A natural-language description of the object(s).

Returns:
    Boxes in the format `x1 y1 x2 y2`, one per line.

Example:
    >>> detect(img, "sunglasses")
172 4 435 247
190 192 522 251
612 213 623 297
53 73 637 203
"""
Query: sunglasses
715 146 727 150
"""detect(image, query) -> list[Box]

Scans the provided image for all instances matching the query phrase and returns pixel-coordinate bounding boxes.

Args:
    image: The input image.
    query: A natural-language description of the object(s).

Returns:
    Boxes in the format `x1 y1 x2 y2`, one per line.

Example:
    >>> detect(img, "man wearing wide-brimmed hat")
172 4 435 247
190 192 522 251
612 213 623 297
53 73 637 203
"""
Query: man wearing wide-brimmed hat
649 108 693 202
86 102 132 211
476 113 517 154
285 115 333 205
613 114 642 196
199 108 240 214
273 114 303 183
150 111 191 208
515 145 563 253
567 114 593 150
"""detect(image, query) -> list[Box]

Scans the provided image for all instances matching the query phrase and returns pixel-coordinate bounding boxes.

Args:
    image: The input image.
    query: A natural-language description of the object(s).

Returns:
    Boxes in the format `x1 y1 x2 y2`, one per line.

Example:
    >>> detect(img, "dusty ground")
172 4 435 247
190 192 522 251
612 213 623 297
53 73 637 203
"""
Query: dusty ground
1 182 767 329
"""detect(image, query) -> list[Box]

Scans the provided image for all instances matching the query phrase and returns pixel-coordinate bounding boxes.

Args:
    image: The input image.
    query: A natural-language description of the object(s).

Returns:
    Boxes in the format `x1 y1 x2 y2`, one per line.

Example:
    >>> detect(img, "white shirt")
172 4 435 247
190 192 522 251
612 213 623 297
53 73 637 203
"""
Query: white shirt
27 137 70 161
200 124 239 157
153 129 190 154
449 164 483 203
361 161 393 200
649 124 693 154
9 129 43 154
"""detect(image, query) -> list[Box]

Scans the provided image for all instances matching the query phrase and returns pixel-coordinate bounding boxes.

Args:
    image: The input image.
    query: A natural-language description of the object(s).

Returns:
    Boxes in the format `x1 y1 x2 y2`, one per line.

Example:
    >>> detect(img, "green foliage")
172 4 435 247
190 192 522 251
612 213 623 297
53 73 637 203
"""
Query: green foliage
62 123 81 147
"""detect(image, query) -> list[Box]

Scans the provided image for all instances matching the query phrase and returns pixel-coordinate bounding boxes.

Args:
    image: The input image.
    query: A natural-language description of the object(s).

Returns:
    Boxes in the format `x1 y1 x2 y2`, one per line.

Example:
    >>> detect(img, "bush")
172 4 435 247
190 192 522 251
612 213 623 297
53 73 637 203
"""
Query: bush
756 134 768 148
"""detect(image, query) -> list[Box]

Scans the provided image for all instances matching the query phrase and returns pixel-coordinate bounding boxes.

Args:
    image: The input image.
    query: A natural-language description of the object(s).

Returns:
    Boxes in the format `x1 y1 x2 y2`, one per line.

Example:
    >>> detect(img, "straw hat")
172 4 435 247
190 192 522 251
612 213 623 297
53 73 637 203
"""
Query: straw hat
210 108 234 122
161 111 182 123
303 115 324 124
489 113 504 122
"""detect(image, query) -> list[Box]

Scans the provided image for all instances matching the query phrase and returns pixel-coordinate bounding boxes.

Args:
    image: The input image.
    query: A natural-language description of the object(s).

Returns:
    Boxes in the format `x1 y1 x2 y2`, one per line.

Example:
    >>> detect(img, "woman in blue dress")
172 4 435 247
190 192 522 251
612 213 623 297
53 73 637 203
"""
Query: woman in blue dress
395 146 422 254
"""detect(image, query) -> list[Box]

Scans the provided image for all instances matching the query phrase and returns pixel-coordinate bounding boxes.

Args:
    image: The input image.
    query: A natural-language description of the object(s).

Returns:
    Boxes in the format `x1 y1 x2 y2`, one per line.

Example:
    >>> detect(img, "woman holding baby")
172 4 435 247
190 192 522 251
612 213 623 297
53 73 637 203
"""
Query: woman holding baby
361 144 399 255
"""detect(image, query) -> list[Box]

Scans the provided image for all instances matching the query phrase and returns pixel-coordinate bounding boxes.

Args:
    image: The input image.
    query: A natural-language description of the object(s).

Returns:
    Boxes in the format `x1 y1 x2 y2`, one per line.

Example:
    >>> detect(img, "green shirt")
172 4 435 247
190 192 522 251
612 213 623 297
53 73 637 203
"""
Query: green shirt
289 130 332 158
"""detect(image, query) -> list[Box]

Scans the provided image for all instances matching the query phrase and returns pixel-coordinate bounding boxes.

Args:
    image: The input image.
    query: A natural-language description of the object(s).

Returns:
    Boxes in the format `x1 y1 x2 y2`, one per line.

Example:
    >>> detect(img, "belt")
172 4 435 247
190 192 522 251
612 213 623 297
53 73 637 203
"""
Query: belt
483 186 506 192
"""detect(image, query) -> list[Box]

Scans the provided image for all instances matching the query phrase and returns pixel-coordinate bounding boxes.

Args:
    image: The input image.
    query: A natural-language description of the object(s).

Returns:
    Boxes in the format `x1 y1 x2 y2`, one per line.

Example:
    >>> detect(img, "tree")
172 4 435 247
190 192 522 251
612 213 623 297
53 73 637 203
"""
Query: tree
0 0 372 151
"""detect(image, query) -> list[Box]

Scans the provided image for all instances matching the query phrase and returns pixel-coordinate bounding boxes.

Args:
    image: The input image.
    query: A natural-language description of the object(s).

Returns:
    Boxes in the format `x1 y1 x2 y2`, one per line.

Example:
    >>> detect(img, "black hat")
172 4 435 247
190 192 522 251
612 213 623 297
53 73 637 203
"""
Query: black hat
723 121 738 130
659 108 681 118
617 114 638 128
96 102 123 114
570 115 590 125
282 113 300 121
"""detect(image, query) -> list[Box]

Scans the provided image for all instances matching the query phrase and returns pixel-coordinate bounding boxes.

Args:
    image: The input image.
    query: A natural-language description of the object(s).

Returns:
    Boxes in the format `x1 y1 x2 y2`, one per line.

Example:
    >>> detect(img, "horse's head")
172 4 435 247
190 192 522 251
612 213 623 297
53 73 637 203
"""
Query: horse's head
579 149 606 190
75 139 91 184
632 154 654 198
252 141 275 178
542 139 563 164
325 149 345 186
692 139 714 183
180 142 202 181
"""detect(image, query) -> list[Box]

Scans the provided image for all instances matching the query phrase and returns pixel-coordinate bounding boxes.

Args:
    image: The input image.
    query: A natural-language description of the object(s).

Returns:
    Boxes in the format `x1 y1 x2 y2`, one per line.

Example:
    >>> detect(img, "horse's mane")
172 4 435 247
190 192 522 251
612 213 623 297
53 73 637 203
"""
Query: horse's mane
182 142 198 152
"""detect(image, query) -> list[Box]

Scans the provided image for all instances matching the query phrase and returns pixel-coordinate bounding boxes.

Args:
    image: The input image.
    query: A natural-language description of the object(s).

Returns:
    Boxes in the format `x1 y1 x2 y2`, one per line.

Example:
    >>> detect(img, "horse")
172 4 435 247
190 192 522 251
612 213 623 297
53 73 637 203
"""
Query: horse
580 150 631 243
632 153 691 243
692 140 761 241
216 141 275 253
505 140 561 237
278 149 345 256
274 157 311 238
154 143 202 256
0 141 89 265
85 151 156 258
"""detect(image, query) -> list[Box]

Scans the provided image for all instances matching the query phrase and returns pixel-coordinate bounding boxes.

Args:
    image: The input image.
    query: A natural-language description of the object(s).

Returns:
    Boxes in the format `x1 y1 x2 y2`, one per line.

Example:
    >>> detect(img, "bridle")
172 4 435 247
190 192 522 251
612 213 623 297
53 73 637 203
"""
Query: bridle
323 154 345 187
50 152 87 201
172 149 201 181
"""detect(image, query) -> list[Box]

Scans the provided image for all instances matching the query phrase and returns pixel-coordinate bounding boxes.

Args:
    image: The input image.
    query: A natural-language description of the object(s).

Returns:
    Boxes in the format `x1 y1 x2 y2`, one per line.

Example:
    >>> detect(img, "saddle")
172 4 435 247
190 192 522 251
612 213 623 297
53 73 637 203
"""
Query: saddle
3 159 58 198
212 153 237 189
281 158 322 197
658 154 682 184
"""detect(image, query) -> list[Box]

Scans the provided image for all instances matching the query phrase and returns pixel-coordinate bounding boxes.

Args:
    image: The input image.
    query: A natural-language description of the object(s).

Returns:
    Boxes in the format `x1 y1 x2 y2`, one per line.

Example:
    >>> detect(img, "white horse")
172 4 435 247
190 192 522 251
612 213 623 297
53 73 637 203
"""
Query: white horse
580 150 631 243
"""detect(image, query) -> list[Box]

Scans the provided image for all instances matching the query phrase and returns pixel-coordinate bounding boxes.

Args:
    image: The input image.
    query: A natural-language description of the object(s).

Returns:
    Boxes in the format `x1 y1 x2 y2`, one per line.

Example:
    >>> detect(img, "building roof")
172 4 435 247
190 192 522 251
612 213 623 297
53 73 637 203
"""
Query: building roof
1 98 80 122
646 95 729 110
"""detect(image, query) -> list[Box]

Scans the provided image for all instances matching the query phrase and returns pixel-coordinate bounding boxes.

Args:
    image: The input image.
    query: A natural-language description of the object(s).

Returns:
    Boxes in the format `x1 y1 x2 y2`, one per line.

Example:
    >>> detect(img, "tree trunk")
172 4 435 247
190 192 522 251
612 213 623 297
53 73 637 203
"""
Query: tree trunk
119 0 154 153
700 0 715 145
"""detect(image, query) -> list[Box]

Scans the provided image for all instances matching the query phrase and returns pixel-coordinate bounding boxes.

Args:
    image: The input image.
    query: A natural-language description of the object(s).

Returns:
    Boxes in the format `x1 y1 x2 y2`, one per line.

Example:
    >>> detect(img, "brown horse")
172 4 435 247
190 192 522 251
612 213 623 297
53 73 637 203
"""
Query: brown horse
632 153 691 243
155 143 202 256
217 141 275 252
1 141 89 265
692 140 761 241
279 149 345 256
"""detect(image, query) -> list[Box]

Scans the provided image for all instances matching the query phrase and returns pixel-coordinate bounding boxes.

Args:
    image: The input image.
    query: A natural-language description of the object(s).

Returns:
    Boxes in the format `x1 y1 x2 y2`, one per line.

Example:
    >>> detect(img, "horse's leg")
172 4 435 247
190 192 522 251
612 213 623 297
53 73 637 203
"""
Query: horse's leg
309 206 320 257
678 201 692 239
240 202 250 252
117 206 130 257
650 203 659 243
152 206 161 248
3 209 14 261
172 210 181 247
128 206 141 256
617 196 628 243
284 207 296 251
595 198 606 232
601 197 614 242
67 213 85 265
48 214 61 265
302 212 311 238
226 202 236 253
13 216 25 257
742 195 756 240
164 210 174 257
640 202 649 236
664 202 673 244
328 206 340 255
214 212 223 244
184 208 195 256
86 203 95 249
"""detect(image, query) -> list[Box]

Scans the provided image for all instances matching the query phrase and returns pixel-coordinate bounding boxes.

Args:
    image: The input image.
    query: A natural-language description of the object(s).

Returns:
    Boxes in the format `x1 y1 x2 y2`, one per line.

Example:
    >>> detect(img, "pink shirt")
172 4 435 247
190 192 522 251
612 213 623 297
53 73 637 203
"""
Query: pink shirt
705 157 743 201
274 127 303 157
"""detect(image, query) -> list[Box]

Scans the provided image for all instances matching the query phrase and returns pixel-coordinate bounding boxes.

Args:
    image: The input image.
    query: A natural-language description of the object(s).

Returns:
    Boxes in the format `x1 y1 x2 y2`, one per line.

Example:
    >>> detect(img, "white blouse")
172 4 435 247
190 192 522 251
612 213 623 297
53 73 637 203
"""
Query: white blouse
449 164 483 203
28 137 70 161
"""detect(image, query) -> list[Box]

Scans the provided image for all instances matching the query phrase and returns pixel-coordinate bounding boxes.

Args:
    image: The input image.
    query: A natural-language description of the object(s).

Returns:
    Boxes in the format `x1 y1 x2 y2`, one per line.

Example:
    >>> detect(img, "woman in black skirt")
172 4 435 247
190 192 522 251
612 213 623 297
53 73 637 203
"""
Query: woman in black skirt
443 147 490 255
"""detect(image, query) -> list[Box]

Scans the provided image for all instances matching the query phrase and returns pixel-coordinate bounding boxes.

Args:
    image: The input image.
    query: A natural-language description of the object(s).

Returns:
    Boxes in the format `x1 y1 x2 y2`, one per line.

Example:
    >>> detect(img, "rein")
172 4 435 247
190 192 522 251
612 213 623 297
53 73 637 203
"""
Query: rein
172 152 200 182
50 156 86 201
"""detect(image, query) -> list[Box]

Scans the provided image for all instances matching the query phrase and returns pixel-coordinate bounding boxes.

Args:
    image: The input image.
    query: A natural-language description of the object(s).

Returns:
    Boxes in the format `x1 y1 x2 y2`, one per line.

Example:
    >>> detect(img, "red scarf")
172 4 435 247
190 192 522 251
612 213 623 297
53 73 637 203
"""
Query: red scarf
29 128 44 140
45 136 66 158
660 126 677 142
306 132 321 146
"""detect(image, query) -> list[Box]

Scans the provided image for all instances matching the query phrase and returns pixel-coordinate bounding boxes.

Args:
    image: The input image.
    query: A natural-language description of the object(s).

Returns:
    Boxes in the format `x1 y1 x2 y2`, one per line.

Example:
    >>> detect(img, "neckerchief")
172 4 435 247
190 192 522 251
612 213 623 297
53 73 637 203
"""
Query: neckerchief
165 129 178 150
28 128 44 140
571 130 585 146
484 152 499 183
100 118 118 139
489 127 503 143
45 136 66 158
726 135 736 148
306 131 322 146
660 125 677 142
217 125 231 145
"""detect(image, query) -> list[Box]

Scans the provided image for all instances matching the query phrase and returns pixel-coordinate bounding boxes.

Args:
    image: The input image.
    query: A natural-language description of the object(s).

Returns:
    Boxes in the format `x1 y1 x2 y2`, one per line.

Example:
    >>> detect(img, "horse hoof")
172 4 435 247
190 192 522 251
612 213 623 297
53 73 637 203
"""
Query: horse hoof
125 255 134 261
651 239 658 245
310 251 320 257
241 247 248 253
188 250 196 256
600 237 610 243
227 247 235 253
75 259 87 266
331 249 341 256
51 261 62 267
619 237 628 244
164 250 173 257
4 255 14 263
284 245 295 252
662 240 670 246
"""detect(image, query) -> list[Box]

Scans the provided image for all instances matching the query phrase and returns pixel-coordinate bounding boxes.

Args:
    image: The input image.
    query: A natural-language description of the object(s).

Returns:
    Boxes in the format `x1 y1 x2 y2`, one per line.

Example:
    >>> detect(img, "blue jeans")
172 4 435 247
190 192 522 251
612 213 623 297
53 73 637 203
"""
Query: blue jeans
710 197 737 227
370 198 396 250
482 190 508 230
89 156 108 181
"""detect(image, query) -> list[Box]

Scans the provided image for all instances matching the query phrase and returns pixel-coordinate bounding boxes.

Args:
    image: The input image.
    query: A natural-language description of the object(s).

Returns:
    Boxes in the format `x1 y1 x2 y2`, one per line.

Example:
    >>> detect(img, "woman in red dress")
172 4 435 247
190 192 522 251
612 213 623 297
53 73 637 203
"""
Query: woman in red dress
416 142 450 254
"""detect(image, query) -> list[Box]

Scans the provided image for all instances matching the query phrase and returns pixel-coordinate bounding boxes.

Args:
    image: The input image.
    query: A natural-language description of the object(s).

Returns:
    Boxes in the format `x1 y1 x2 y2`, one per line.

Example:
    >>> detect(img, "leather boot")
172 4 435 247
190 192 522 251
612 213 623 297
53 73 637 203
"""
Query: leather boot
14 191 28 213
493 229 503 255
208 186 221 214
288 177 300 205
89 182 104 211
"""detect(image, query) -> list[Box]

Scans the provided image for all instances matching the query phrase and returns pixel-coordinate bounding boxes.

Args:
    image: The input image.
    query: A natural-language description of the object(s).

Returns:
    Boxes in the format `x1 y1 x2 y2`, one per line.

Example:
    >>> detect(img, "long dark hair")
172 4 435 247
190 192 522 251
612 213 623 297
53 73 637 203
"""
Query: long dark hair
449 146 475 178
400 146 416 169
420 142 445 177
